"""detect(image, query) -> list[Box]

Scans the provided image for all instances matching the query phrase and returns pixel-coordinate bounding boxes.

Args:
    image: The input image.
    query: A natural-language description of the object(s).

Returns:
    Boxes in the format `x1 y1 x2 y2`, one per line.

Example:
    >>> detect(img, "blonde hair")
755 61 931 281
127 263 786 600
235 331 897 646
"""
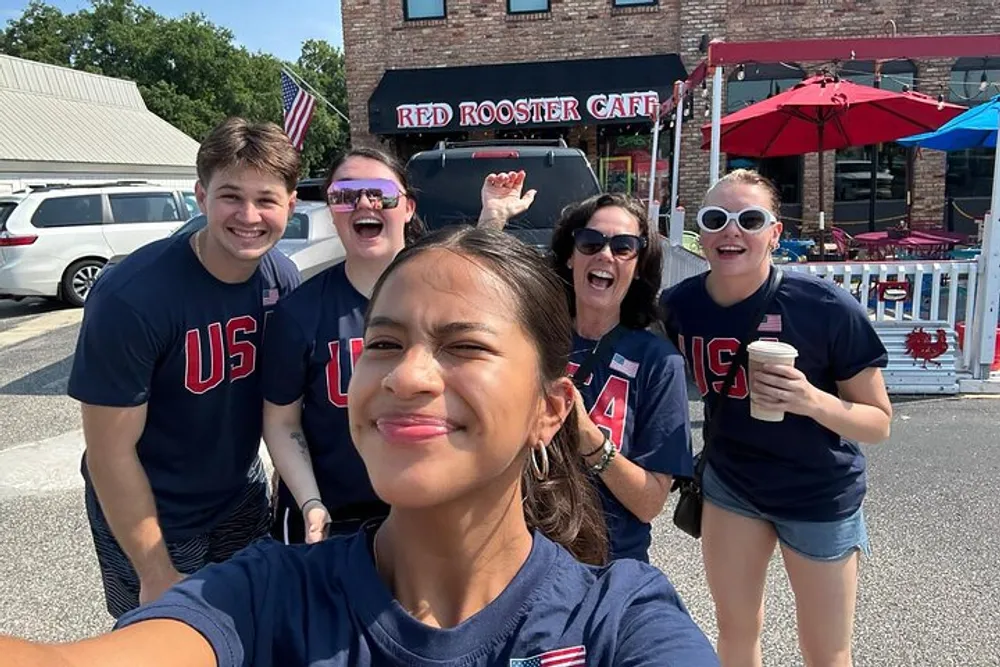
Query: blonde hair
703 168 782 215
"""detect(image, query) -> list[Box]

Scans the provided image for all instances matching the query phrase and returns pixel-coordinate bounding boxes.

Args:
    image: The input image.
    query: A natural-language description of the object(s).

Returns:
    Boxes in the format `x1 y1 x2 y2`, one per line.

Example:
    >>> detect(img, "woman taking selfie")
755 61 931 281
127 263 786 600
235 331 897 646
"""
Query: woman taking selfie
660 169 892 667
547 193 693 562
4 227 720 667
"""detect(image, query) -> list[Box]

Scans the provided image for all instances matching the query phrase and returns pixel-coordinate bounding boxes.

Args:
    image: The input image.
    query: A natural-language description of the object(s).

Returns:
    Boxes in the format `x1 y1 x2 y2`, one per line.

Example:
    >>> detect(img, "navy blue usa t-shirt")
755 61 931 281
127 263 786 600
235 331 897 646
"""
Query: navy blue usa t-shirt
569 328 693 562
261 262 380 516
115 528 720 667
68 230 301 540
659 269 888 522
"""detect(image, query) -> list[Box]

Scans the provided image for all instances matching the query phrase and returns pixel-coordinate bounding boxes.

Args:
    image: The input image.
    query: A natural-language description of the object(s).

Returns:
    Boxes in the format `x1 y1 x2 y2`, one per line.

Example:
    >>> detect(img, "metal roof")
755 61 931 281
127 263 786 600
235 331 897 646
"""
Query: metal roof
0 55 199 168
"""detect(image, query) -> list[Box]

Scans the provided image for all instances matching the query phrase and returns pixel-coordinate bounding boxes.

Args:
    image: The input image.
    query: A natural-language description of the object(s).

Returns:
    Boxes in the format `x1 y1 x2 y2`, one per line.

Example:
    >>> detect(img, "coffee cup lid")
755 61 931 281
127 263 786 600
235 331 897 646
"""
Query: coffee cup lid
747 340 798 358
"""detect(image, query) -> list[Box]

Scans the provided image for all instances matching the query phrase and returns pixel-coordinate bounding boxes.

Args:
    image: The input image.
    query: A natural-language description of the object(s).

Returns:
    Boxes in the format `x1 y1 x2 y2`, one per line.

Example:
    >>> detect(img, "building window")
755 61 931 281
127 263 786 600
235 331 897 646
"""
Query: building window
725 63 806 208
834 60 916 206
613 0 657 6
946 58 997 226
404 0 445 20
508 0 549 12
949 57 1000 105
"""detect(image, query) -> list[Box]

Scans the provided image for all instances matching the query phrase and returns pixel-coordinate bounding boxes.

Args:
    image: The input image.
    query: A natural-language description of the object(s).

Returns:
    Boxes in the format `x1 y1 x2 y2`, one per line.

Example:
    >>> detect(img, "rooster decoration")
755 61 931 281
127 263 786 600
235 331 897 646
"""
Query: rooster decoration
904 328 949 368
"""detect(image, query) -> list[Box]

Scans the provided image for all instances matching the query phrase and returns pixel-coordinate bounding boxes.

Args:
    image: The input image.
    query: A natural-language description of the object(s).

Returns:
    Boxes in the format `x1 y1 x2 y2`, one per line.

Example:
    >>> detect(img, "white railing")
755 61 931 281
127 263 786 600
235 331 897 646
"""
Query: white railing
782 261 979 329
783 261 980 372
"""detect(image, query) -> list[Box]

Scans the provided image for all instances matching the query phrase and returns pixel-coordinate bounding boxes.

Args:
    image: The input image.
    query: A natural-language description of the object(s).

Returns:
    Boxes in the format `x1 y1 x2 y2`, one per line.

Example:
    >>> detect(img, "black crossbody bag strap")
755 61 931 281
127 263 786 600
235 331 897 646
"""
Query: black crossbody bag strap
572 324 625 390
696 267 784 476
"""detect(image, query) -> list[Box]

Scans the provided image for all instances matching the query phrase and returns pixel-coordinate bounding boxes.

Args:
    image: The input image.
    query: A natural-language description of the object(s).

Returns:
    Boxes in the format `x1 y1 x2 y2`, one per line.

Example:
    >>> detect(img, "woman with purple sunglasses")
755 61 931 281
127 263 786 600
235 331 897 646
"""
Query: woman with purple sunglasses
482 185 694 563
259 147 422 544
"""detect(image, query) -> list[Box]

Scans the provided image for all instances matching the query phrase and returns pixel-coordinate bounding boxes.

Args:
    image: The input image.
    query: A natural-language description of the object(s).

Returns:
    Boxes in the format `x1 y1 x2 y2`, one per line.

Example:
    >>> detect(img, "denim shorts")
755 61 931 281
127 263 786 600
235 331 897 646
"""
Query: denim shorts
702 463 871 562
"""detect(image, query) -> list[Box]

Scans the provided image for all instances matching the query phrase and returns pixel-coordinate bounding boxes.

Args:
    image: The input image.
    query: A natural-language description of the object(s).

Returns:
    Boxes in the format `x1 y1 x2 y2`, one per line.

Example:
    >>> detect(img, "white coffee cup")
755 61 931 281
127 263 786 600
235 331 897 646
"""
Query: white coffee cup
747 340 799 422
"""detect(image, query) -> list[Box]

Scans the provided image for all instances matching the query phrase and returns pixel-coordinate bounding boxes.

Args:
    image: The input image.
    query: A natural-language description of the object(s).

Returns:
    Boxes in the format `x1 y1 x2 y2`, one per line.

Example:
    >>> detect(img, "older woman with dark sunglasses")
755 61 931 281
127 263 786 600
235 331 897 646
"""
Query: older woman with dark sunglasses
482 184 694 563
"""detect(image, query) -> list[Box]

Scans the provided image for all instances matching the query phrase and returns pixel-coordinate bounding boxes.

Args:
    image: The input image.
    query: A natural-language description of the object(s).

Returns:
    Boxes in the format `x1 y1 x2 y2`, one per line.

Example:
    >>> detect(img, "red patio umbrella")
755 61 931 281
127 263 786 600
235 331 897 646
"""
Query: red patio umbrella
700 75 965 253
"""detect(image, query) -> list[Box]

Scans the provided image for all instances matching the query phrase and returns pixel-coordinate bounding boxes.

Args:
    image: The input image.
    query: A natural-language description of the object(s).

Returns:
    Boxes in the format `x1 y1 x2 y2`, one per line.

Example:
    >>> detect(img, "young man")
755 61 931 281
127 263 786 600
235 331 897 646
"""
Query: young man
67 117 302 619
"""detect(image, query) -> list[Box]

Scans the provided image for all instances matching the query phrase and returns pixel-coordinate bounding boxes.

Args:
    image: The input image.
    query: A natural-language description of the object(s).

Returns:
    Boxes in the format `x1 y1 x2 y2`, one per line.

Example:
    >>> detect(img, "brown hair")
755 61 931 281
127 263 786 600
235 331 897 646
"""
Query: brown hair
367 226 609 565
550 193 663 330
705 168 782 214
196 117 301 192
323 147 426 245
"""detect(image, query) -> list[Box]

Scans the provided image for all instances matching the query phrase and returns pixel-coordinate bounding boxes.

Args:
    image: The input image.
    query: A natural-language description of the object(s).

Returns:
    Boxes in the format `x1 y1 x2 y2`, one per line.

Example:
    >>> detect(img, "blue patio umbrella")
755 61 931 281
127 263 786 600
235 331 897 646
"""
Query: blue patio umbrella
897 95 998 150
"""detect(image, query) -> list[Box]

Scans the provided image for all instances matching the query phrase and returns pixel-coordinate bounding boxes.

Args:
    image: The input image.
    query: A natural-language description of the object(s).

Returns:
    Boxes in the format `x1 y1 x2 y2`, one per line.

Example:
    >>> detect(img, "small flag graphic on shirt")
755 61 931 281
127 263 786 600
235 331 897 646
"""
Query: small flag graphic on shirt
262 288 279 306
509 645 587 667
609 353 639 378
758 314 782 332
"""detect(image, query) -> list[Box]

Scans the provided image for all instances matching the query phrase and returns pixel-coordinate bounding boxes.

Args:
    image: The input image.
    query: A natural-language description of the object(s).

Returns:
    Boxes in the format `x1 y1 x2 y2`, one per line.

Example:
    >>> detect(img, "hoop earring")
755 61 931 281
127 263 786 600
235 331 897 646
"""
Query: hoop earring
530 440 550 480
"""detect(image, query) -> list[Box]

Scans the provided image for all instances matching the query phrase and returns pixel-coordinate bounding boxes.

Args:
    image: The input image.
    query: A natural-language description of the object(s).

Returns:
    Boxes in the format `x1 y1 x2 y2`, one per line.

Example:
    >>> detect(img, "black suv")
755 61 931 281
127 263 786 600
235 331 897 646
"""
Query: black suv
405 139 602 250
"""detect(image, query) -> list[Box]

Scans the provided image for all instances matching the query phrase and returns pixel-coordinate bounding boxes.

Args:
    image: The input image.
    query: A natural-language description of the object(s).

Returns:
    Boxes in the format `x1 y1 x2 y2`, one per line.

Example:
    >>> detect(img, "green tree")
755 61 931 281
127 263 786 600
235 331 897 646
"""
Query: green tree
0 1 89 68
1 0 350 168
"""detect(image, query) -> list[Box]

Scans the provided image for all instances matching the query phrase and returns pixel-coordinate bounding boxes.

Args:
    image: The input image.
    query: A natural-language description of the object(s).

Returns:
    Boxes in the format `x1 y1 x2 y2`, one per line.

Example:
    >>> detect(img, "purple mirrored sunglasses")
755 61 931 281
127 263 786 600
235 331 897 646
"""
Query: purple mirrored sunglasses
327 178 403 212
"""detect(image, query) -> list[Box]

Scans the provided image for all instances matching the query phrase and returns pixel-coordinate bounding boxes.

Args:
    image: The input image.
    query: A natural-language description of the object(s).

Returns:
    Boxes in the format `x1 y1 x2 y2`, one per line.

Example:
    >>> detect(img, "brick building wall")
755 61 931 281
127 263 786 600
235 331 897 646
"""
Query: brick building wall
341 0 999 229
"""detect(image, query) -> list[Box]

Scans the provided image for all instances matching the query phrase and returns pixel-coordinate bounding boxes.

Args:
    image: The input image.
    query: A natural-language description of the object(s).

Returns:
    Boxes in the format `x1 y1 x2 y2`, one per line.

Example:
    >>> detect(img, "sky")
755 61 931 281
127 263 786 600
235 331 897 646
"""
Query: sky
0 0 343 61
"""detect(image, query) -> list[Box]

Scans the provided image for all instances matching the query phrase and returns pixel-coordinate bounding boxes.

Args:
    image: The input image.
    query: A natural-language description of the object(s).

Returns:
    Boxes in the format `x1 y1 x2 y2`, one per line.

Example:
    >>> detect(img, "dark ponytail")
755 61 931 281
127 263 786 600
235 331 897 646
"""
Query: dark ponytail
323 146 426 246
368 226 608 565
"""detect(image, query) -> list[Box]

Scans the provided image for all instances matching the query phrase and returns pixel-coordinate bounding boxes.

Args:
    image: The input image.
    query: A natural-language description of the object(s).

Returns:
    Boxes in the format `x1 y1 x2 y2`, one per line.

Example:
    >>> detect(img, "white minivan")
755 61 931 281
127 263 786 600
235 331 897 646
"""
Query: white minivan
0 182 196 306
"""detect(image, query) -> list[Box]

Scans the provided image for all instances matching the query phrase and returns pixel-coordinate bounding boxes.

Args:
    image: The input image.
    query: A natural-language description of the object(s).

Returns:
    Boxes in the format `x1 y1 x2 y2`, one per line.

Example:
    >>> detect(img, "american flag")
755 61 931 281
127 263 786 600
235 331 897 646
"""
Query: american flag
509 645 586 667
758 313 782 333
262 288 279 306
281 69 316 151
609 353 639 378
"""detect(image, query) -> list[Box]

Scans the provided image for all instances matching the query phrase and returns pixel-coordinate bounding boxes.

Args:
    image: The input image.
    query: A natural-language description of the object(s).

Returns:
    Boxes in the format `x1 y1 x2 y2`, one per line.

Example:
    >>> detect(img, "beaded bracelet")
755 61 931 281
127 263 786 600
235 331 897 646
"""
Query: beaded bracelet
590 439 617 475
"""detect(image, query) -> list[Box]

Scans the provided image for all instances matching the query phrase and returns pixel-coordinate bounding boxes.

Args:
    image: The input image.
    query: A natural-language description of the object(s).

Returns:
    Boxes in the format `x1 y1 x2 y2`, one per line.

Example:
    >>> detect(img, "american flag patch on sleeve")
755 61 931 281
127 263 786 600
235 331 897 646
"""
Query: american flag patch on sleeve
757 314 782 332
262 288 279 306
509 645 586 666
609 353 639 378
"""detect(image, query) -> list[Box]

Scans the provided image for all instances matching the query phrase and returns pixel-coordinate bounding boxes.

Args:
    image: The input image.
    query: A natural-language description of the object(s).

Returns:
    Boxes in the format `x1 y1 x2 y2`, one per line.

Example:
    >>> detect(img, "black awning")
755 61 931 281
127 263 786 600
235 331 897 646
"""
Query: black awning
367 54 687 135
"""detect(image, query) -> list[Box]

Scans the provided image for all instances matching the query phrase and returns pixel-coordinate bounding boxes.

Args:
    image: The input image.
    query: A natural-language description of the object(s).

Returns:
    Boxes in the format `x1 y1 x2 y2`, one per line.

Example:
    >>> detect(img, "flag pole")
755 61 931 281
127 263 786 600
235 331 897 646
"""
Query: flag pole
282 66 351 126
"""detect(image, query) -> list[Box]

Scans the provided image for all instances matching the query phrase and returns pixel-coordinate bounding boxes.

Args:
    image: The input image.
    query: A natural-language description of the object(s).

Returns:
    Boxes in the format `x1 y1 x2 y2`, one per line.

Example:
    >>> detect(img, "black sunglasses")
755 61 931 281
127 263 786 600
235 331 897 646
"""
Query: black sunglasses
572 227 647 260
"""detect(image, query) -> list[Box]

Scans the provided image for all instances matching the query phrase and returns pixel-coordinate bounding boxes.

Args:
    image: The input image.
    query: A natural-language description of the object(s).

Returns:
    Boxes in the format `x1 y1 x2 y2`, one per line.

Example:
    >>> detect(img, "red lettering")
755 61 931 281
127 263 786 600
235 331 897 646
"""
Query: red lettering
459 101 477 126
184 323 226 395
531 99 547 123
586 94 607 119
610 95 627 119
184 318 263 394
478 101 496 125
644 94 659 118
590 376 629 450
562 97 581 121
227 315 257 382
690 336 708 396
416 105 433 127
514 99 531 124
495 100 515 124
707 338 748 398
325 338 366 408
545 99 561 122
396 106 414 129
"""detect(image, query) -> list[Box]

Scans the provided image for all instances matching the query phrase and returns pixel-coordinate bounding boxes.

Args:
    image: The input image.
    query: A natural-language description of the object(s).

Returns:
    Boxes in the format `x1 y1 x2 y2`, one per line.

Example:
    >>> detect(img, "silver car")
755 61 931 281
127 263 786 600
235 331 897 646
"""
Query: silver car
102 201 345 282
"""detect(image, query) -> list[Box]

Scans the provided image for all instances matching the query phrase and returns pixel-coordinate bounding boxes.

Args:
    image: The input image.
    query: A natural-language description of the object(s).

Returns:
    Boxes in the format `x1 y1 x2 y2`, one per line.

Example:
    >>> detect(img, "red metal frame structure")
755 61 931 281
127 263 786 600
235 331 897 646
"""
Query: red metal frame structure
706 34 1000 68
695 33 1000 184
